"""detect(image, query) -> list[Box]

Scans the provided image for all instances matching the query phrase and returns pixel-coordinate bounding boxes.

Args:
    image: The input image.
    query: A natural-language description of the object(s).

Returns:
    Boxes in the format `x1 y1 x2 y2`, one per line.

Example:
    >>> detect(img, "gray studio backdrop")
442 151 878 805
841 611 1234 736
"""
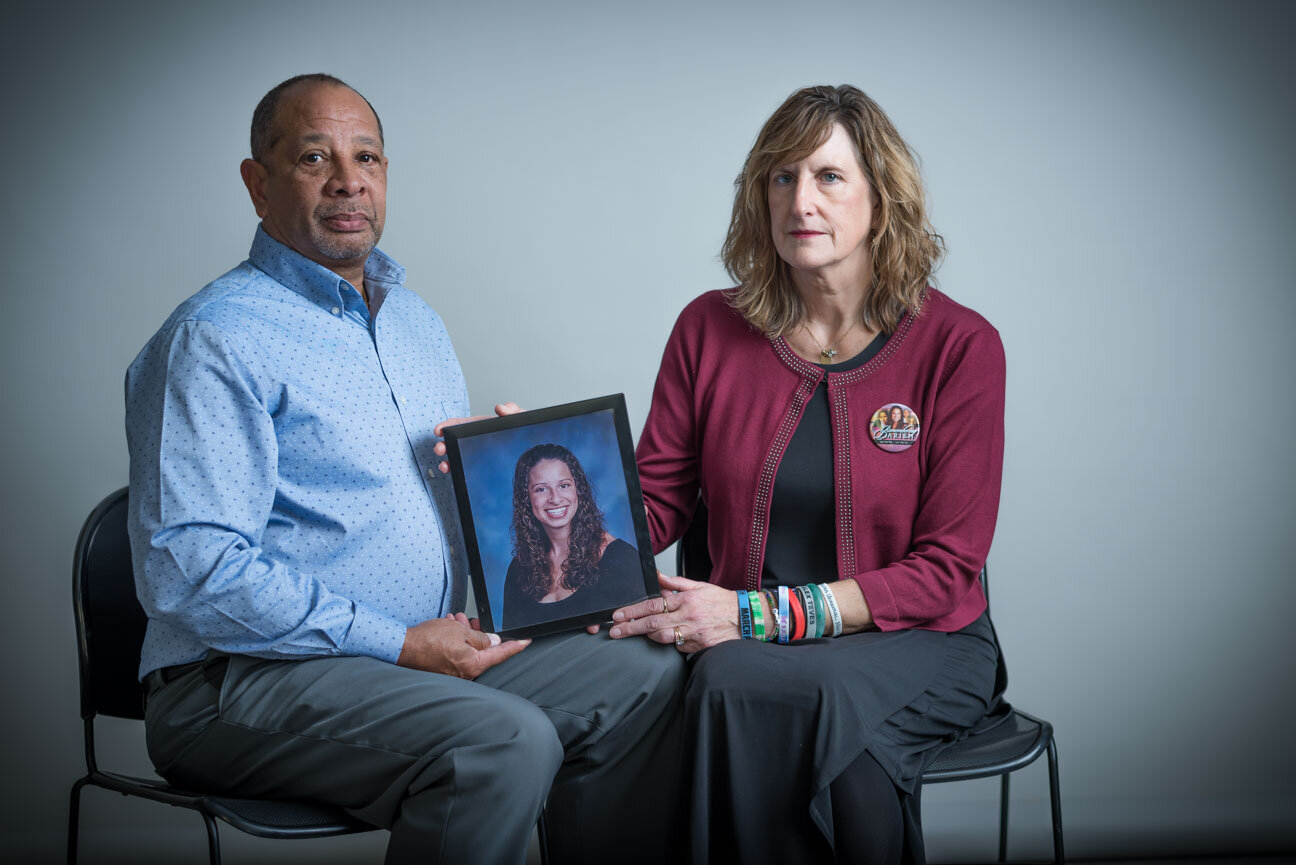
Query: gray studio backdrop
4 1 1293 862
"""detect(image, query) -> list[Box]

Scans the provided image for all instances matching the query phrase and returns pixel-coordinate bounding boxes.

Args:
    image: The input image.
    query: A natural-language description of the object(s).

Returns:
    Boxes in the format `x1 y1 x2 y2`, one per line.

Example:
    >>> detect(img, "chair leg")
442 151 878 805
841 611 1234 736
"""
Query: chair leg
1046 739 1065 864
998 772 1010 863
536 810 550 865
67 778 87 865
201 813 222 865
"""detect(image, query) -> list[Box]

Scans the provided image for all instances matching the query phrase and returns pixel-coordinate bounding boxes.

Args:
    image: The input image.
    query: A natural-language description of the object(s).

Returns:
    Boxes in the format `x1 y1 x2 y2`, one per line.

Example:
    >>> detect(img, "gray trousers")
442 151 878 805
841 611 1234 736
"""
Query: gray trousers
144 630 685 865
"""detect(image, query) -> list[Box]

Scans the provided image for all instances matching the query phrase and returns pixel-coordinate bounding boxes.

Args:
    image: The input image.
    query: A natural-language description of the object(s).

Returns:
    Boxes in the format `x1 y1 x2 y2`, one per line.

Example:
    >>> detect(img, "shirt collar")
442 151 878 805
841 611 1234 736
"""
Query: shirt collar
247 224 407 317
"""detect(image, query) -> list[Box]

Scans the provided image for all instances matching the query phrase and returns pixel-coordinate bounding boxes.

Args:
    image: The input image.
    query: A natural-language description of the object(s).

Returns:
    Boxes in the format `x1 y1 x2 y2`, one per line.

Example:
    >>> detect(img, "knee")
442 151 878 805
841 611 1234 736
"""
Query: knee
462 698 563 791
595 638 687 732
620 638 687 704
685 640 769 705
396 691 562 805
688 639 758 689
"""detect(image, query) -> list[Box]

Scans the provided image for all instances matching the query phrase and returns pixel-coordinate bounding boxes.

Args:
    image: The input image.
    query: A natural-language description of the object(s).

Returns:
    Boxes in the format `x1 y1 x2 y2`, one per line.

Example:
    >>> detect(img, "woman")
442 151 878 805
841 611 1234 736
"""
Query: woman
501 443 641 630
609 85 1006 864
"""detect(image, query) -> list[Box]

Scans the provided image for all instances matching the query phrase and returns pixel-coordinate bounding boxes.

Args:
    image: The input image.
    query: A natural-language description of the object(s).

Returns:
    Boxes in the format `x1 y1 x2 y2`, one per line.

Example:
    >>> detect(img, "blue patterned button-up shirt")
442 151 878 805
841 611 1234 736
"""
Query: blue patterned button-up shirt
126 227 470 678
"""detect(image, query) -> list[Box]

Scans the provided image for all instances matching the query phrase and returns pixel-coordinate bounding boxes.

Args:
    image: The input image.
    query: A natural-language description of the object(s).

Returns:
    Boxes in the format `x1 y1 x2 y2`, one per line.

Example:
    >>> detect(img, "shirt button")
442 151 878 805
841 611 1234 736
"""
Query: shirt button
427 467 436 479
400 396 408 405
331 306 341 315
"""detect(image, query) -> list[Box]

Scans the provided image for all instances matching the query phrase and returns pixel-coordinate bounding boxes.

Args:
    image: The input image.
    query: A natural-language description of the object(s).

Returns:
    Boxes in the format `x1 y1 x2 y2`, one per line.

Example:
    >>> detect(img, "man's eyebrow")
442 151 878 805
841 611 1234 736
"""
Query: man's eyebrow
295 132 381 147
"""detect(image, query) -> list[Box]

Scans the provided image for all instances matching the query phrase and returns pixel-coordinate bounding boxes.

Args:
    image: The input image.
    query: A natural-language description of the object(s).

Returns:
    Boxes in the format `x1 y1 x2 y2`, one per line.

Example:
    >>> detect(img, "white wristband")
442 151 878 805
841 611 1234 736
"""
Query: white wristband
820 582 843 637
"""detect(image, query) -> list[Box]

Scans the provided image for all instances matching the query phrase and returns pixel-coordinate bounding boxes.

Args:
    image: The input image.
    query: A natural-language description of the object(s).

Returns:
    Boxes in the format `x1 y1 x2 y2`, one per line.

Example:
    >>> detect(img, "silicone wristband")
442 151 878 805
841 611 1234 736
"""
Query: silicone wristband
737 589 753 640
820 583 843 637
799 585 818 638
789 585 805 641
777 586 790 644
750 591 765 642
809 584 828 637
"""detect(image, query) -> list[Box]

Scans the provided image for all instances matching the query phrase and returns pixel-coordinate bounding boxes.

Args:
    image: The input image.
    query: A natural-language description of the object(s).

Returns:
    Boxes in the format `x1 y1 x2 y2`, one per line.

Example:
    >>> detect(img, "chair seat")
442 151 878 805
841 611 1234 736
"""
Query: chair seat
83 769 374 838
202 795 373 838
924 710 1051 783
673 506 1064 861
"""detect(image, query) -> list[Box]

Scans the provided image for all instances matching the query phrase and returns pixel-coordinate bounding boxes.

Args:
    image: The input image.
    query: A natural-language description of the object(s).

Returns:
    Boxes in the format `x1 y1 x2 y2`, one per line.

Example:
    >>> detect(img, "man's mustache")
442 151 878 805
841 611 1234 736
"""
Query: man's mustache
316 205 376 222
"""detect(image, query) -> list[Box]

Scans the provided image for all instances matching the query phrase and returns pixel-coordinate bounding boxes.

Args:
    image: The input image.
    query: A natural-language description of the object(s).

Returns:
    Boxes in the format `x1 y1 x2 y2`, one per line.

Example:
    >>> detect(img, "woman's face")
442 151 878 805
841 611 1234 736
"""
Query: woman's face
889 406 903 426
767 123 876 285
528 458 579 531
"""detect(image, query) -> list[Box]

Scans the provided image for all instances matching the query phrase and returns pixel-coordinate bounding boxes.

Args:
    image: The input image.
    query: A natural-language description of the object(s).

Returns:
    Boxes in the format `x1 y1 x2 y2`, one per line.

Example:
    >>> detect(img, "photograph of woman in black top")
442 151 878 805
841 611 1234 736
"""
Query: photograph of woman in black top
501 443 641 630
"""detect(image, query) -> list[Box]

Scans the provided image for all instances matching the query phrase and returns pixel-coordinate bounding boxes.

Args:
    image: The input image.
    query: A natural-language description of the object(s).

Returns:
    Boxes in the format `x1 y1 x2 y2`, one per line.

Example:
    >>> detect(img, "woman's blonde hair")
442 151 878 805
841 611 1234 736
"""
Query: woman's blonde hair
721 84 944 336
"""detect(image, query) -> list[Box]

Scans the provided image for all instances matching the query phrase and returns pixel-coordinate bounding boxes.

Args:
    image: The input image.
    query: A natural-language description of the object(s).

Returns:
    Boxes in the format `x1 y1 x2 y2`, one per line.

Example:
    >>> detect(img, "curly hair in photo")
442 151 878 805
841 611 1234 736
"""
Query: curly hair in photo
722 84 945 337
510 443 608 601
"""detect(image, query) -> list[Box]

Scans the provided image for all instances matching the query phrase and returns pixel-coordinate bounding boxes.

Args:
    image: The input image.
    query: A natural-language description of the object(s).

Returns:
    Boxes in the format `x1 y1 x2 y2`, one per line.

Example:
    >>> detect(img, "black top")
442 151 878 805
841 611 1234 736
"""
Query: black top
502 538 644 630
762 331 889 588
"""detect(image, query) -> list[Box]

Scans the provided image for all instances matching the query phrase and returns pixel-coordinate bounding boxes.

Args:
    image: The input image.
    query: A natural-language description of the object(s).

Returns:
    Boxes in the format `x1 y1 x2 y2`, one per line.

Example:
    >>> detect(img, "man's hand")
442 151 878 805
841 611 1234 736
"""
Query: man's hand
444 611 483 631
397 617 530 679
433 402 523 474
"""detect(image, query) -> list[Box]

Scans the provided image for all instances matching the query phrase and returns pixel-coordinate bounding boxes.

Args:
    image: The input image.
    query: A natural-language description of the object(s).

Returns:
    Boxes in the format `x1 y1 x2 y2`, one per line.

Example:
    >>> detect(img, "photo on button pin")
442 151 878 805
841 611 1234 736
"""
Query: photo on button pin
869 402 921 453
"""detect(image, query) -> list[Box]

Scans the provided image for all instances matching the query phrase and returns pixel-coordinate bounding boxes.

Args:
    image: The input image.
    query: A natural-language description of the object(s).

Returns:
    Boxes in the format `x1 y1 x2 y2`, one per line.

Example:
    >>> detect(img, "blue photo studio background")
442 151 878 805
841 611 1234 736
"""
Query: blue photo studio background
455 408 641 623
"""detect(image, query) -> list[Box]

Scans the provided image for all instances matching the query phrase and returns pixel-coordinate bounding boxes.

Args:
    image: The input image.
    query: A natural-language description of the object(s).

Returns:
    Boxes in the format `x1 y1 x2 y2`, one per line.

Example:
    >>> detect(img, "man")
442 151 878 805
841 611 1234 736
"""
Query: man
125 74 682 865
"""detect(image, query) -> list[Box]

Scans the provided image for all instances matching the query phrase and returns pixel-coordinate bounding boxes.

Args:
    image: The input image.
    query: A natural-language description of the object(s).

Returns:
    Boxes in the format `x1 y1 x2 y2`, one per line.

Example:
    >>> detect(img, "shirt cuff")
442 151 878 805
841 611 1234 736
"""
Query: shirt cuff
341 603 408 664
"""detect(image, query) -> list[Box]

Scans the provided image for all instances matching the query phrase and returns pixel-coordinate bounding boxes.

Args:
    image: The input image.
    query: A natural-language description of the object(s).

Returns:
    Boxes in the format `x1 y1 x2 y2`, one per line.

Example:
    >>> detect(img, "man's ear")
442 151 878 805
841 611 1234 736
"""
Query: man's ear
240 158 270 219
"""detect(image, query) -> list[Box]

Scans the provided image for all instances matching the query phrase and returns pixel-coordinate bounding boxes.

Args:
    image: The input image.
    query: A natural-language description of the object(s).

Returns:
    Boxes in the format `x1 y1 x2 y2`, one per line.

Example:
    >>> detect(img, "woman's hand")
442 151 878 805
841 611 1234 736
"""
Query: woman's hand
433 402 523 473
608 572 740 653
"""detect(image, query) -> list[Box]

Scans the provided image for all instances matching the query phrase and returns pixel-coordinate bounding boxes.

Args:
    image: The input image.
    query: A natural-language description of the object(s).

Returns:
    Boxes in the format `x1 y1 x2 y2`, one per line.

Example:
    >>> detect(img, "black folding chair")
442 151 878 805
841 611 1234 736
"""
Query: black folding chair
68 487 378 864
676 500 1065 863
921 566 1064 864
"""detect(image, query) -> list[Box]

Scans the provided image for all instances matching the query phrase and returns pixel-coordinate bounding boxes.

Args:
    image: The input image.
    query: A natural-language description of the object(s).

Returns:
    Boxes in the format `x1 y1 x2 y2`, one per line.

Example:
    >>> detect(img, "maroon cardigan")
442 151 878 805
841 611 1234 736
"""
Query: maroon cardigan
636 288 1005 632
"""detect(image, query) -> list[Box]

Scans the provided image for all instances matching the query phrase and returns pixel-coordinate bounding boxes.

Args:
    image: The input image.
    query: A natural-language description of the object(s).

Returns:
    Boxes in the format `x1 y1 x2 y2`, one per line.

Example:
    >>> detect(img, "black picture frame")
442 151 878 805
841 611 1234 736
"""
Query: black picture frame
442 394 658 638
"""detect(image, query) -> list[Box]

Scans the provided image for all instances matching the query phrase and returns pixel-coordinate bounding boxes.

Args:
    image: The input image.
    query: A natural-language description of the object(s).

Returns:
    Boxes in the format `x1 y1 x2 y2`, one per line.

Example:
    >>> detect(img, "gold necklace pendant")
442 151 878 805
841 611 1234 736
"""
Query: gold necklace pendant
802 321 850 363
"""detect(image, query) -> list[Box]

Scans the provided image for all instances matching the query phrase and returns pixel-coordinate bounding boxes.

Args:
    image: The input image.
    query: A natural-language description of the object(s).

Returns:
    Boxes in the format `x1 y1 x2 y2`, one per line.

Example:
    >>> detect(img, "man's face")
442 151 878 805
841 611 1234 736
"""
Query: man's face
241 83 387 275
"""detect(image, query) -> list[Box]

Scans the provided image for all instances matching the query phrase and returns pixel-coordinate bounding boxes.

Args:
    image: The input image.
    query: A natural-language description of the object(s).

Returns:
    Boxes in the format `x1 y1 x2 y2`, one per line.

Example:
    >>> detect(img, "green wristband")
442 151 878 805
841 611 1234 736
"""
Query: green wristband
809 583 828 638
762 590 778 641
749 591 765 642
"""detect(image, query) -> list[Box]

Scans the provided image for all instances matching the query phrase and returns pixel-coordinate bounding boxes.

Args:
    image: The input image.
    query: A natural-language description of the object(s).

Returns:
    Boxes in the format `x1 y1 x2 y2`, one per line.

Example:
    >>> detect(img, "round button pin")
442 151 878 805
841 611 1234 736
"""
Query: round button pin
869 403 921 453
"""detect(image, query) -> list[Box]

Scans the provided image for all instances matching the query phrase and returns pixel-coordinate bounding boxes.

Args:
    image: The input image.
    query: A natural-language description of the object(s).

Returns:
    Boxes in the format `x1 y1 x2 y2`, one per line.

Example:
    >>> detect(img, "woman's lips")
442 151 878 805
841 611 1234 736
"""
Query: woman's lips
545 506 569 519
790 230 823 238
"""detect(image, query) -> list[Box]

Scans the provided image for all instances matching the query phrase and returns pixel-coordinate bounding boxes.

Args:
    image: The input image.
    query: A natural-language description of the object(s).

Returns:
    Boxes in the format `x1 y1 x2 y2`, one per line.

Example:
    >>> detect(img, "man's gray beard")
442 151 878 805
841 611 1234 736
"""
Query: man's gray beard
311 222 381 261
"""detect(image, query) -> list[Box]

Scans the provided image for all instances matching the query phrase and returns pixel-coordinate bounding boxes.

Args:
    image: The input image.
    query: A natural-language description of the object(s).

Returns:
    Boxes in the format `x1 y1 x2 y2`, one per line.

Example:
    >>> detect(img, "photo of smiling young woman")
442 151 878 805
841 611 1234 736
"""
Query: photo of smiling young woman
501 443 643 630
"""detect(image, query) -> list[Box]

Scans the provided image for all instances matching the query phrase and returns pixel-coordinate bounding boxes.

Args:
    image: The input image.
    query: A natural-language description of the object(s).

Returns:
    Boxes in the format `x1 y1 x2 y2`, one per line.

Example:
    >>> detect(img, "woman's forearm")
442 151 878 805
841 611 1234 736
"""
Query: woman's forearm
751 579 874 639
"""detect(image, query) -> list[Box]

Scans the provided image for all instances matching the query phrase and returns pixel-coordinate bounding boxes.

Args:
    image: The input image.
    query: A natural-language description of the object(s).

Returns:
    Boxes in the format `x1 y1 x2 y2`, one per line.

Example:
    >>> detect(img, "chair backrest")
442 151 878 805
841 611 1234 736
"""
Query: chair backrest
72 487 148 721
675 499 713 582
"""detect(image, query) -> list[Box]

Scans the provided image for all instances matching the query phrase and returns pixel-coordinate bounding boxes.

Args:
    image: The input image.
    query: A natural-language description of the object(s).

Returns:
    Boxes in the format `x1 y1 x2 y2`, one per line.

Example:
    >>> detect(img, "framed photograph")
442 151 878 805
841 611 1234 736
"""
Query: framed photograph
442 394 659 638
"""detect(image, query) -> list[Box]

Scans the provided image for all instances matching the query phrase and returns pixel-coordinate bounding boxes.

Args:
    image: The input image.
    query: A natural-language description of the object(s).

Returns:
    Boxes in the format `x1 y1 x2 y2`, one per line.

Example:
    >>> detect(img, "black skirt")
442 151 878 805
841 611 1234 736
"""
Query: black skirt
681 611 1002 864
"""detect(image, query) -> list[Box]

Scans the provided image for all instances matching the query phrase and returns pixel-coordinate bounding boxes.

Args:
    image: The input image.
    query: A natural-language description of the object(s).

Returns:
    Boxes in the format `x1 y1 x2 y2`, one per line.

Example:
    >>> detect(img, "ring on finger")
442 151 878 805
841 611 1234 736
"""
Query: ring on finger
661 596 671 615
674 626 685 647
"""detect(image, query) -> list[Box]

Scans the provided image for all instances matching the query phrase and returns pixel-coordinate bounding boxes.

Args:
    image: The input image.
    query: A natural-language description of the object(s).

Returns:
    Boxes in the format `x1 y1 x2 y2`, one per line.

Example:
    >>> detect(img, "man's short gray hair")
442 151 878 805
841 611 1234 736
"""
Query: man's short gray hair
250 73 384 163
